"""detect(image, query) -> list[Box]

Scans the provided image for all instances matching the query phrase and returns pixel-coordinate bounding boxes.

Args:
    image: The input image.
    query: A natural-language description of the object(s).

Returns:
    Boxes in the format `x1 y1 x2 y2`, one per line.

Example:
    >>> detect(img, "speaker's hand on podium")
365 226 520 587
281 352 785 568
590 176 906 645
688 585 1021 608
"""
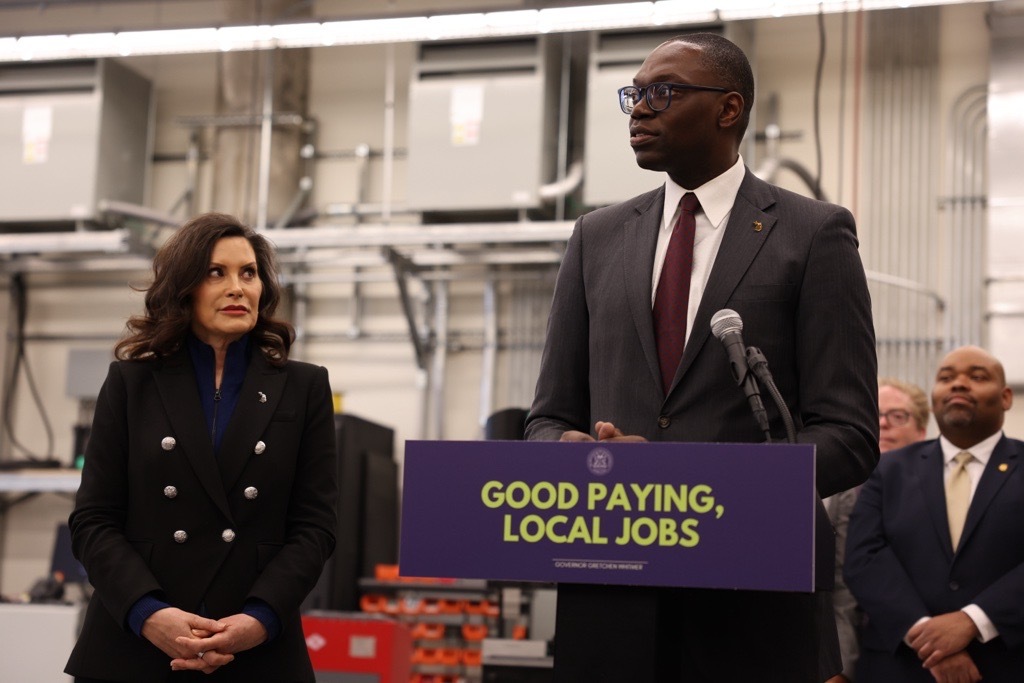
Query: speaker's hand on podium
557 421 648 442
595 421 647 442
559 430 595 442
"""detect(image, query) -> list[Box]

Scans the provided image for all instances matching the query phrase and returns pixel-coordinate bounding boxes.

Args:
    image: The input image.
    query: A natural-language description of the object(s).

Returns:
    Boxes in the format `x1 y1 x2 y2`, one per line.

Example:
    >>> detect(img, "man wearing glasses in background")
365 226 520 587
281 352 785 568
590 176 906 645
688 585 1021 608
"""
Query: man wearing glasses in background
828 378 930 682
527 32 878 682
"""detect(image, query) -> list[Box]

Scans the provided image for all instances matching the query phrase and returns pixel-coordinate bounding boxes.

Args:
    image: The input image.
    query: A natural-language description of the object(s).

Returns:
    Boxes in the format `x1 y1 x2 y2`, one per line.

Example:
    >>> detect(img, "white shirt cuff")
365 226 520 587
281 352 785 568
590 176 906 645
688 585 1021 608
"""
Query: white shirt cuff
962 604 999 643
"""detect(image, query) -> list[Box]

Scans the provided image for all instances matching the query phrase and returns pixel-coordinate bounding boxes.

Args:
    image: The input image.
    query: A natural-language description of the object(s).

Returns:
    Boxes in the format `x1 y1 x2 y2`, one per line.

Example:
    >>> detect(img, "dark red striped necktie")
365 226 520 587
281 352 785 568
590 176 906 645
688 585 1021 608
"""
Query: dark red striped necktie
653 192 699 395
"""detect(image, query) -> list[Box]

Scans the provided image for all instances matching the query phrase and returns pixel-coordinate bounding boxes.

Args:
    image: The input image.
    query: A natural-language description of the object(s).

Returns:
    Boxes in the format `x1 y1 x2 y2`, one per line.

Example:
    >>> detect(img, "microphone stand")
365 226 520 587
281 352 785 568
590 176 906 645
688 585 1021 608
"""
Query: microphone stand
740 369 772 443
745 346 796 445
746 346 834 596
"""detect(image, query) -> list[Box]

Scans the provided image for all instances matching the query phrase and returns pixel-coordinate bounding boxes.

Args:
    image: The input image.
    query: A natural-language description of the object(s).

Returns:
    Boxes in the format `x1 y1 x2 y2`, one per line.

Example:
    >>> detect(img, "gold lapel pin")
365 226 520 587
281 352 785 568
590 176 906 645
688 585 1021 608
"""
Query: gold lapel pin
258 391 267 404
998 463 1009 472
753 220 763 232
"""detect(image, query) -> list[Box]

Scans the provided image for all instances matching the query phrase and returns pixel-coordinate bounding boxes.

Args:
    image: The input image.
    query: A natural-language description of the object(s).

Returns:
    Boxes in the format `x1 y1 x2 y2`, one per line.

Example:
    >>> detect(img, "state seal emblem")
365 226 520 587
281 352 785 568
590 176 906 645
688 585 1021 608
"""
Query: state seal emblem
586 447 613 476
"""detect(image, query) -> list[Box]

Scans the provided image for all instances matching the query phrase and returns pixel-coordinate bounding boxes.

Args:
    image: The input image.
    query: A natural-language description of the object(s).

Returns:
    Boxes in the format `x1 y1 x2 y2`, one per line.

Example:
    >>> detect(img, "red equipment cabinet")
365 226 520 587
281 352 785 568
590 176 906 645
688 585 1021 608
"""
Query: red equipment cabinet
303 611 412 683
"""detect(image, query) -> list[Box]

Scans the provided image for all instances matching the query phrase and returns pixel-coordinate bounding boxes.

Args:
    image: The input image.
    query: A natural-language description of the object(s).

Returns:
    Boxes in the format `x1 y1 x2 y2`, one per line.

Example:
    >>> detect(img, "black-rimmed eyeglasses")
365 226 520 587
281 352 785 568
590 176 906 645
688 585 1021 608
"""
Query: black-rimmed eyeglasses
618 82 729 114
880 409 912 427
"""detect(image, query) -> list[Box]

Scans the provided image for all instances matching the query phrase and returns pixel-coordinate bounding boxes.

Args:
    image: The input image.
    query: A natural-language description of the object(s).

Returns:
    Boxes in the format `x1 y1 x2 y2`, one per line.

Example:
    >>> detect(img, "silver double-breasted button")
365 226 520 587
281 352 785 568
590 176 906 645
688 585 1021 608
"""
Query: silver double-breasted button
254 440 266 455
244 486 258 500
163 485 178 499
173 530 188 543
222 528 236 543
161 436 177 451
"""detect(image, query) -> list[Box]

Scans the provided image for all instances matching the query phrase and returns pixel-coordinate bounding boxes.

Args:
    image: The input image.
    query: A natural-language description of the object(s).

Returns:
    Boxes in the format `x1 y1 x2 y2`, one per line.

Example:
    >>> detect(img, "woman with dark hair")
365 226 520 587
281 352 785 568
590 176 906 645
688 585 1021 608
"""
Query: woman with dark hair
65 212 337 682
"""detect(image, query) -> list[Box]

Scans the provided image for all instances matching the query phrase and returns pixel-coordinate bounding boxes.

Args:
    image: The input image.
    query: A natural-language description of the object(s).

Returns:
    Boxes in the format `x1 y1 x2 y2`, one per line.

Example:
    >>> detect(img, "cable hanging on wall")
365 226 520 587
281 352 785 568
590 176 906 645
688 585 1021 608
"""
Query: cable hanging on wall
1 273 57 465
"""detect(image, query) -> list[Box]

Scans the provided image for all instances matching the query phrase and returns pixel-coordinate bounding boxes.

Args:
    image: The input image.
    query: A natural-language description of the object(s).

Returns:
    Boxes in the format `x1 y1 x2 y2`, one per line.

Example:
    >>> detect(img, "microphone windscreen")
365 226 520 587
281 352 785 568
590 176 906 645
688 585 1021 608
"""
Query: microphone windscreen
710 308 743 340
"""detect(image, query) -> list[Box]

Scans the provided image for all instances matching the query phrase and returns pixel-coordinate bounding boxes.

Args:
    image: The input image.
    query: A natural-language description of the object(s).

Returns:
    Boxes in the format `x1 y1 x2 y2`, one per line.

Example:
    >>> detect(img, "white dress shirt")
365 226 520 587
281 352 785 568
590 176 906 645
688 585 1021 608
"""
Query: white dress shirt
650 155 746 348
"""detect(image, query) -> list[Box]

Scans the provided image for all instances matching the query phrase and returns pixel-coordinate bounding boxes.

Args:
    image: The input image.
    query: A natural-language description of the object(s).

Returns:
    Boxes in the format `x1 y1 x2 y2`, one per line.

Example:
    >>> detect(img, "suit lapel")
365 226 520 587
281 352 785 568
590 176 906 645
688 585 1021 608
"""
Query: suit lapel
217 351 289 492
152 349 233 523
671 170 777 391
959 436 1019 552
919 443 955 560
623 187 666 394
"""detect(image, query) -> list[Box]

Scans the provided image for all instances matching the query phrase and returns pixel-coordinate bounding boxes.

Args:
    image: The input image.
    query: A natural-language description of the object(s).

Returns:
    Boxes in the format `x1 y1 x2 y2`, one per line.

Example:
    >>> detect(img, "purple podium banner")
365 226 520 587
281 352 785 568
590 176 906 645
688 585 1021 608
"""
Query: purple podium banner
399 440 817 592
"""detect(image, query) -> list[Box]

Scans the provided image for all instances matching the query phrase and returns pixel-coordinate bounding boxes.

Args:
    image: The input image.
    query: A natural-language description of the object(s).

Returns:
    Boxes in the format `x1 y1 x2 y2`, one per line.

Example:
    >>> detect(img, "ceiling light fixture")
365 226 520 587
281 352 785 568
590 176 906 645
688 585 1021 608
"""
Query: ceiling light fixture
0 0 998 63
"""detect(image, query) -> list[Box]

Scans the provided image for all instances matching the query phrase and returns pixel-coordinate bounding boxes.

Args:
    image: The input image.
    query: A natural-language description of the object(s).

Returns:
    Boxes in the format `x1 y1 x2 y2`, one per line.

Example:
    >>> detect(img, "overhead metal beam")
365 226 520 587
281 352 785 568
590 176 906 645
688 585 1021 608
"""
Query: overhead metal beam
262 221 575 249
384 246 429 371
0 229 130 255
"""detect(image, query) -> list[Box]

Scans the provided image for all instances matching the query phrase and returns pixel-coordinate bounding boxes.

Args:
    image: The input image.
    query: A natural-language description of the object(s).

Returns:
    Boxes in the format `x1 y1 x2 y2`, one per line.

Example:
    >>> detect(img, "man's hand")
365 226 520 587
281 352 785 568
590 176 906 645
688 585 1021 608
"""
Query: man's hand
558 422 647 442
594 421 647 442
172 613 268 671
142 607 233 673
559 430 595 442
907 612 979 668
926 650 982 683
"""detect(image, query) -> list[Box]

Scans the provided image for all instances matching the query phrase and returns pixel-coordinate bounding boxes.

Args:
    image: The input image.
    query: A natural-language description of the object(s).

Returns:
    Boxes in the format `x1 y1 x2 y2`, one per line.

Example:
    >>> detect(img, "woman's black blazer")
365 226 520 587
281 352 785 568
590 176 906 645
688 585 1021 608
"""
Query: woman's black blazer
65 346 338 682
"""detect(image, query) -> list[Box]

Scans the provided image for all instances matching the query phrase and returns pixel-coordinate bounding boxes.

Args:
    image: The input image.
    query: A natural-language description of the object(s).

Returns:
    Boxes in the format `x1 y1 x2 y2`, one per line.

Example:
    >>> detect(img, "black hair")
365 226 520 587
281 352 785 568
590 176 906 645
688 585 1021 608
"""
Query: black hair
668 32 755 139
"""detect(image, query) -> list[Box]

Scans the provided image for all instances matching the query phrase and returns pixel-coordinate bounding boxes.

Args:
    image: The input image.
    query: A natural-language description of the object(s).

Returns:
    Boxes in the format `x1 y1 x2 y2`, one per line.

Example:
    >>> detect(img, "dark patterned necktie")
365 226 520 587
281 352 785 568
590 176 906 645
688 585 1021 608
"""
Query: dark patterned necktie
653 192 699 395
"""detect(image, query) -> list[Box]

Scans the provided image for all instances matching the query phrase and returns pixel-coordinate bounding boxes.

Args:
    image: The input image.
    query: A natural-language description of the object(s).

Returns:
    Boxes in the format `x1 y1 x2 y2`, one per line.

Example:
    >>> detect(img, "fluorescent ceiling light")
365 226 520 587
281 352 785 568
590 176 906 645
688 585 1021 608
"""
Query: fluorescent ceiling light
485 9 541 33
425 13 492 41
12 34 68 61
217 24 273 52
538 3 656 32
653 1 719 25
116 28 219 57
0 0 1002 63
321 16 432 46
68 32 117 56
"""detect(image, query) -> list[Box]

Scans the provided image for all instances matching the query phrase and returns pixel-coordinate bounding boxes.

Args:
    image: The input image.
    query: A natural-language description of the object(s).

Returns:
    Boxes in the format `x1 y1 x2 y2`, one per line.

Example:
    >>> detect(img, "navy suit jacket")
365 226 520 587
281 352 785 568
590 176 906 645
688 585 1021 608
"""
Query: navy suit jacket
66 347 338 682
845 435 1024 680
527 169 878 680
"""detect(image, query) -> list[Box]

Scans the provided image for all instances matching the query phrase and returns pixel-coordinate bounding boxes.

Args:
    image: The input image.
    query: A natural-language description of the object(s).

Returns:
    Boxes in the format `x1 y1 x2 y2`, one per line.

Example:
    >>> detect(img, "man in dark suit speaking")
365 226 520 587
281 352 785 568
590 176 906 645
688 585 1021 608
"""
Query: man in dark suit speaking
525 32 878 681
845 346 1024 681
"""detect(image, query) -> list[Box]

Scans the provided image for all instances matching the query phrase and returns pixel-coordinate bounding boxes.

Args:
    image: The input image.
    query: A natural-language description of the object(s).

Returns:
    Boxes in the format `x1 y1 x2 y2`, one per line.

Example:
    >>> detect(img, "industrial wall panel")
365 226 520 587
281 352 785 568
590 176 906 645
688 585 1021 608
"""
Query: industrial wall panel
407 76 547 211
0 59 151 227
0 91 99 222
406 37 559 213
987 13 1024 384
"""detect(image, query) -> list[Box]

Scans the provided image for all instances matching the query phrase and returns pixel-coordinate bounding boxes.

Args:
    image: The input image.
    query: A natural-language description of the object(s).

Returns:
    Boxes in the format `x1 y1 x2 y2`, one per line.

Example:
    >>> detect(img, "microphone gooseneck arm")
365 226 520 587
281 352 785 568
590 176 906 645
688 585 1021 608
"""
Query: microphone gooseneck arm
746 346 797 444
743 371 772 442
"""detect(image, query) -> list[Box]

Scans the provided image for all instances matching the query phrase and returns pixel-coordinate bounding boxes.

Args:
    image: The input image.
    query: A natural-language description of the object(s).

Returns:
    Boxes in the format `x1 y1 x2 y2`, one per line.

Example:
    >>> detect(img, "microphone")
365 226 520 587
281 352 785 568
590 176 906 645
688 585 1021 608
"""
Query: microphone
710 309 771 439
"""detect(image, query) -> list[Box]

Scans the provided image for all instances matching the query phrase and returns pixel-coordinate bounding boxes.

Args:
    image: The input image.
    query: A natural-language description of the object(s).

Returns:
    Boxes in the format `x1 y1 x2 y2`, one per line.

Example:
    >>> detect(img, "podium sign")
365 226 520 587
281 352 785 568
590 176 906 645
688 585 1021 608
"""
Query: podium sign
400 440 817 592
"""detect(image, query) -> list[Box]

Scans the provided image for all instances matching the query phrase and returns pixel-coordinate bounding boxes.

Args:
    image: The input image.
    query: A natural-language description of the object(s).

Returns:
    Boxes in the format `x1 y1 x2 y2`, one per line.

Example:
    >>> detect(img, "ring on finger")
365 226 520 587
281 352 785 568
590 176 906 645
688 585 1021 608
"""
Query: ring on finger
197 651 205 659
